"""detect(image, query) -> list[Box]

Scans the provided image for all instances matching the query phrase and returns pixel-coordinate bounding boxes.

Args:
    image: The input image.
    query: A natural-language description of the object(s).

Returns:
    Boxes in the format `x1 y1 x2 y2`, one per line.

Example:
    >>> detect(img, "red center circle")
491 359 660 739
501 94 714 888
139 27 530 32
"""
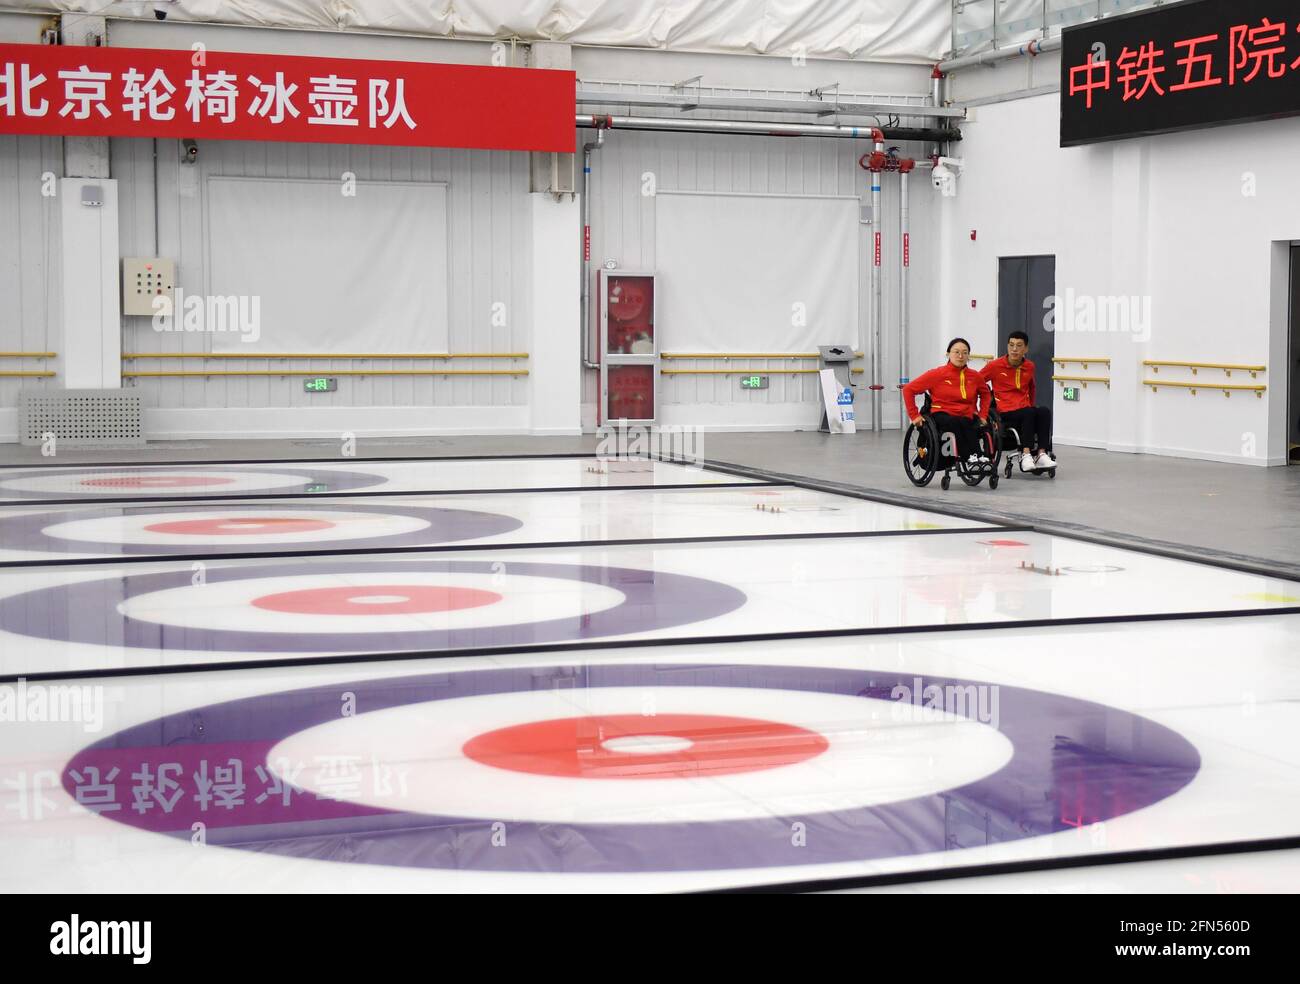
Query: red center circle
143 517 336 536
250 584 503 616
80 475 238 489
462 713 829 779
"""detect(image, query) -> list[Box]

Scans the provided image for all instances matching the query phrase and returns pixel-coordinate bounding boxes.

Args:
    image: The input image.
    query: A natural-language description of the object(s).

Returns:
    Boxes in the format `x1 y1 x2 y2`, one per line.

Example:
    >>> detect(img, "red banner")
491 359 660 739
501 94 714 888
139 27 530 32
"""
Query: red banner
0 43 575 152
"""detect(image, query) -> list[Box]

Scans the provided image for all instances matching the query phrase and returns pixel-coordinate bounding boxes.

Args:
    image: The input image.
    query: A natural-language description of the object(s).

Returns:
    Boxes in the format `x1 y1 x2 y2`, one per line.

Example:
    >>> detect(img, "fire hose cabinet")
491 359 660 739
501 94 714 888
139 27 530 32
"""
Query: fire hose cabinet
598 270 657 426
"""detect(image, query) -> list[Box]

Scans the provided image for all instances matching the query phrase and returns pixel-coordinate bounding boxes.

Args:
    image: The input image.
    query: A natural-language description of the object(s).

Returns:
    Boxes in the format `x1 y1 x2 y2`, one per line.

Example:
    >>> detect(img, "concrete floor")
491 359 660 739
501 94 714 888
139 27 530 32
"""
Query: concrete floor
2 431 1298 576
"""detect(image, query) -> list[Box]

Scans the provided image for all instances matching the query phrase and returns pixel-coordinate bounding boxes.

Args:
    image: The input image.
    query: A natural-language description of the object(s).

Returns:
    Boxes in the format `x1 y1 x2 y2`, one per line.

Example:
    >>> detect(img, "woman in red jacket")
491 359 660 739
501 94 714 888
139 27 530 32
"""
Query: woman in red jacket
903 337 991 465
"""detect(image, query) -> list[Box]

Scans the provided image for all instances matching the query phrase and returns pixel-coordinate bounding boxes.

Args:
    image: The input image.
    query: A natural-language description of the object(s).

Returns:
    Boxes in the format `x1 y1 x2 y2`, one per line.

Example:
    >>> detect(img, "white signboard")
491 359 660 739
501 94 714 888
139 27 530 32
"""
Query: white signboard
819 369 856 434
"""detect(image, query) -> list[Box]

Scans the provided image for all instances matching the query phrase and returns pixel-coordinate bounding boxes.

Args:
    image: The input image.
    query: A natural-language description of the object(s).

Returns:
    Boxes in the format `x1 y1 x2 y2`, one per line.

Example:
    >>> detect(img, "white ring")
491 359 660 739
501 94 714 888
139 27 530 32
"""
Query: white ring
117 571 627 635
269 686 1012 824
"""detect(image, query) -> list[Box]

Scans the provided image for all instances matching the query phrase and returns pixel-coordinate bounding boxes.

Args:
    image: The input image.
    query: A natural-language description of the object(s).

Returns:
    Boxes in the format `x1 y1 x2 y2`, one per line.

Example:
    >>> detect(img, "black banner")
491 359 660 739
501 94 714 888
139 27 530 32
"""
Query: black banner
1 894 1293 969
1060 0 1300 146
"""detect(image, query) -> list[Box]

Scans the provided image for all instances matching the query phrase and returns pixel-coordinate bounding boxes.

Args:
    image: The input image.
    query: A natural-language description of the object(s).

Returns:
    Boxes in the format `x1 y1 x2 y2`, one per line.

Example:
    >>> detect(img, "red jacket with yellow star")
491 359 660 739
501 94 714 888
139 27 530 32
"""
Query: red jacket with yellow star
979 356 1036 413
903 363 989 420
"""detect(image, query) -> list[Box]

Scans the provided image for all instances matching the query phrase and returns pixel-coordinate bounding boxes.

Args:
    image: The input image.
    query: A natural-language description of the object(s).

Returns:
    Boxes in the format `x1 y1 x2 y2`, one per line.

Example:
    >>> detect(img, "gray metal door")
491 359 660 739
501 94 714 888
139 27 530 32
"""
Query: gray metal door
1290 246 1300 461
998 255 1056 405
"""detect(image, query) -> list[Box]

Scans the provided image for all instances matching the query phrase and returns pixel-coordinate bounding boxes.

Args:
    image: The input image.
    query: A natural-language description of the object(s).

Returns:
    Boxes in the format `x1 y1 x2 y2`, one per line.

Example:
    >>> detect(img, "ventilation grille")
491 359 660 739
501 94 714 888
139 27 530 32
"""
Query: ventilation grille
18 390 145 447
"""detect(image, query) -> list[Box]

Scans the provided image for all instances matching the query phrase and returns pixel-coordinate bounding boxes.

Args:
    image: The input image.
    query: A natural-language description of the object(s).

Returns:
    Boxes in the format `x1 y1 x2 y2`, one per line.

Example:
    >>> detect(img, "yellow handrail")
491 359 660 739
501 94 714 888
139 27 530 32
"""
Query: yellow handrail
1052 374 1110 388
1144 379 1265 398
0 352 56 358
122 352 528 360
123 369 528 378
0 370 56 377
659 352 865 360
1144 360 1265 378
662 368 864 376
969 354 995 361
663 368 816 376
1053 357 1110 366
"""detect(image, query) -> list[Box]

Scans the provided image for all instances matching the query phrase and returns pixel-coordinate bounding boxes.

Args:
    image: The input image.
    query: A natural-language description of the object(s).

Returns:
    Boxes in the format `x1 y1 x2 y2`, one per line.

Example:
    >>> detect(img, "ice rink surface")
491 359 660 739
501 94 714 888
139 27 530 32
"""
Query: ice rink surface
1 455 1296 892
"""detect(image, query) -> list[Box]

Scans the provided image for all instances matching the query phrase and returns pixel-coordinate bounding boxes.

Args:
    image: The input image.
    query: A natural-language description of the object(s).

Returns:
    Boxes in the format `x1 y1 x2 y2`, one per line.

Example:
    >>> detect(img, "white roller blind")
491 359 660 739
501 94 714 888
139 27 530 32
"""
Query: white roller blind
11 1 953 63
205 177 448 354
655 191 860 353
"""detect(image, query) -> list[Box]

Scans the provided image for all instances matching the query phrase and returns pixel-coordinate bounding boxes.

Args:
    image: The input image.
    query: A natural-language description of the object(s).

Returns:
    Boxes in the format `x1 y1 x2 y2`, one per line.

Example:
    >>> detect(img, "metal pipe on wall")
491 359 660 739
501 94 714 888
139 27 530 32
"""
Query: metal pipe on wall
930 66 945 160
576 115 958 144
575 88 964 120
936 35 1062 74
899 165 911 417
870 132 884 433
580 118 609 370
860 145 916 435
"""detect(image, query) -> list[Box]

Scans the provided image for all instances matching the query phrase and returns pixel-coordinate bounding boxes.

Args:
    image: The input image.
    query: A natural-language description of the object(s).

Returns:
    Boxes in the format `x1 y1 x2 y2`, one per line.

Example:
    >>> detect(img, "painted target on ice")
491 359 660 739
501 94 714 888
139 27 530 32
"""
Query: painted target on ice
63 662 1201 873
0 466 386 500
0 559 748 652
0 503 523 556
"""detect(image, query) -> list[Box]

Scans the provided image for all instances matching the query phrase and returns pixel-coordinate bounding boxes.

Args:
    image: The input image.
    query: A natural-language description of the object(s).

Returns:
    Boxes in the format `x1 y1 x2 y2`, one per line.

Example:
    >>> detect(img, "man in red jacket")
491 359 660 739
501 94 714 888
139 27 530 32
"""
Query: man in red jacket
980 331 1056 472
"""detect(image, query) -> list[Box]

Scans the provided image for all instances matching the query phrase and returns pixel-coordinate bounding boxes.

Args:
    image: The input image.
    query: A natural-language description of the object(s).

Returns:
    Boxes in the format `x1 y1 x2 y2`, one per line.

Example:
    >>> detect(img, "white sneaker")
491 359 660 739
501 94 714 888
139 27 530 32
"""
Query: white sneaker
1018 451 1035 472
1034 451 1055 470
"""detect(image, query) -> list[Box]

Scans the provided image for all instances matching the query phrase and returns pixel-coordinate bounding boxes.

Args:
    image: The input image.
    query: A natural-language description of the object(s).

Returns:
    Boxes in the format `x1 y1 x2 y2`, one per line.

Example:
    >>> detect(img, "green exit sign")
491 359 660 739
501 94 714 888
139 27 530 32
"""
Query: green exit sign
1062 386 1080 402
739 375 769 390
303 377 337 393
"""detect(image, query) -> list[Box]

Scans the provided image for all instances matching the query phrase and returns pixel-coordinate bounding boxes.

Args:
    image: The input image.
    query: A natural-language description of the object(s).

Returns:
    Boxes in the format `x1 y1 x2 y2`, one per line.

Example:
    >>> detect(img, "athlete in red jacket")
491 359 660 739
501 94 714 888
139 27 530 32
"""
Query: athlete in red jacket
980 331 1057 472
903 337 991 464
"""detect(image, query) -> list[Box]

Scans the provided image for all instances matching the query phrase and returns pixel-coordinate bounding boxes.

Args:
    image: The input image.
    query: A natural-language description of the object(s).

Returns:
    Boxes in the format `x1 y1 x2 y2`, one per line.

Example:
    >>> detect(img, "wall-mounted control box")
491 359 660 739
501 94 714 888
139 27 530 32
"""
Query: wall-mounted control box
122 257 176 316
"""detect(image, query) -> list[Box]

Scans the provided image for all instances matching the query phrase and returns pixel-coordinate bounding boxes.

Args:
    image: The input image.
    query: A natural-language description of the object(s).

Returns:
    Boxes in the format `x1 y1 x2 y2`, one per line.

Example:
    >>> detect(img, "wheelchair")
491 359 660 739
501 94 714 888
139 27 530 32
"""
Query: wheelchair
988 402 1057 480
902 397 1002 491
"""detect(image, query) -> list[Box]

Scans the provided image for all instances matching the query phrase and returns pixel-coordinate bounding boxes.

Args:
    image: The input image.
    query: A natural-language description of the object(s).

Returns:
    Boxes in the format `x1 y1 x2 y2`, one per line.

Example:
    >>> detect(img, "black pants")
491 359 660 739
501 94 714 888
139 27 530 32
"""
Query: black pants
931 412 979 459
1000 406 1053 453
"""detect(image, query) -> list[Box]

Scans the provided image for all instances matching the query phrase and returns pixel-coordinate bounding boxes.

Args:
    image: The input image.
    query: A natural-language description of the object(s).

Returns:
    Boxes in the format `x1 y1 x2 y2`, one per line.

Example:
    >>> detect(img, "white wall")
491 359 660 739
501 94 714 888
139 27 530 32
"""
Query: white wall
937 91 1300 466
0 134 62 439
111 136 534 437
573 44 939 432
582 126 939 431
529 193 581 435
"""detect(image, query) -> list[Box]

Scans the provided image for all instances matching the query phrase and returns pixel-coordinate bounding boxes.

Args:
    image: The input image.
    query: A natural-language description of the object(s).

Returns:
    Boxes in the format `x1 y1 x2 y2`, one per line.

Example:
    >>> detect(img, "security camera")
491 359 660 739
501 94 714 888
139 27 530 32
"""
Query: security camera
181 138 198 164
152 1 175 19
931 156 964 198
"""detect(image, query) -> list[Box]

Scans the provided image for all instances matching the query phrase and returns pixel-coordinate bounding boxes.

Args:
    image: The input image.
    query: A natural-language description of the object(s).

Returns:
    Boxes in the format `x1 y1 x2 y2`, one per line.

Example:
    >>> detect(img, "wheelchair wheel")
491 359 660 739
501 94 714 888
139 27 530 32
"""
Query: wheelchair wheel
940 473 951 491
958 422 1001 487
981 421 1003 475
902 418 938 487
989 474 999 490
998 422 1019 479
